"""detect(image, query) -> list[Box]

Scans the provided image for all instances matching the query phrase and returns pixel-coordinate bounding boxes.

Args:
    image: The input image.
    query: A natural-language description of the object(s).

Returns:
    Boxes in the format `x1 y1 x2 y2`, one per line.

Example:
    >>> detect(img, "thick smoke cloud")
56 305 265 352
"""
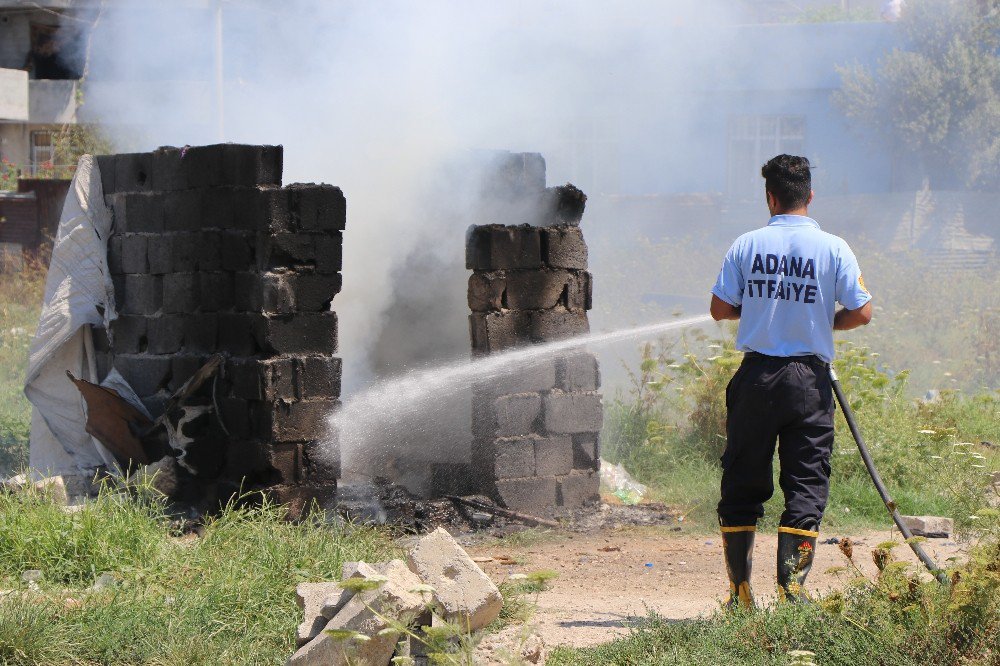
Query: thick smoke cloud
77 0 743 394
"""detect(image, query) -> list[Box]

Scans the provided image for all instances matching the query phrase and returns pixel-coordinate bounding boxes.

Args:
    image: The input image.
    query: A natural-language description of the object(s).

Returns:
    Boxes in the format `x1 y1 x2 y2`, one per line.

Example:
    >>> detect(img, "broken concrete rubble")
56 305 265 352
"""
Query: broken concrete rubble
287 560 424 666
900 515 954 538
287 528 506 666
406 527 503 631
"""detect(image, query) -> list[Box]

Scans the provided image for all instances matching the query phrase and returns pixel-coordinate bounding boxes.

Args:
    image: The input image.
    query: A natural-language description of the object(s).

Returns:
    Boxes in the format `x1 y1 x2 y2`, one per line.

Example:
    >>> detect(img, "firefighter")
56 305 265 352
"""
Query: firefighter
709 154 873 607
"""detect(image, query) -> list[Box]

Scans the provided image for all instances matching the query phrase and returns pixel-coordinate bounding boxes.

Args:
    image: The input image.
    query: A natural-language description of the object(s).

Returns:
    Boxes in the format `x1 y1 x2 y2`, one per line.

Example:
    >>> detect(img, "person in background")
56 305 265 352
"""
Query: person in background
709 154 873 608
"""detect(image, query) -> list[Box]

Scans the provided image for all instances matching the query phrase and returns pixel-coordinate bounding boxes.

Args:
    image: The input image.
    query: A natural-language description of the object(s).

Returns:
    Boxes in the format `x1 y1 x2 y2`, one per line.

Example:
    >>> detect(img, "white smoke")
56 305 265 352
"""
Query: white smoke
76 0 744 391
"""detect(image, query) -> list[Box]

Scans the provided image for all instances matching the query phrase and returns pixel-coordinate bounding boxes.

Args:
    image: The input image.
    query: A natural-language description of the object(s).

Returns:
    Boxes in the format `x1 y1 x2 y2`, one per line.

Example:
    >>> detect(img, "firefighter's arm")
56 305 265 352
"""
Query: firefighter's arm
710 295 741 321
833 300 872 330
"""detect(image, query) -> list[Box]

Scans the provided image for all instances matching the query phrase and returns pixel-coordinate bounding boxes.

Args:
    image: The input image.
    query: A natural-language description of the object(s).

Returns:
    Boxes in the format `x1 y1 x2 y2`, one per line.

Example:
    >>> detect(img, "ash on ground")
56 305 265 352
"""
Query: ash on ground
336 478 680 537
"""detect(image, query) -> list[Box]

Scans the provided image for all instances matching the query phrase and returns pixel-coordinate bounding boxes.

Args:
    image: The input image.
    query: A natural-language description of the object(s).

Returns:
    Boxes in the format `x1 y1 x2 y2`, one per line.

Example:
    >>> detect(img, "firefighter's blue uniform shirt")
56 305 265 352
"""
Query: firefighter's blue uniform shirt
711 215 871 363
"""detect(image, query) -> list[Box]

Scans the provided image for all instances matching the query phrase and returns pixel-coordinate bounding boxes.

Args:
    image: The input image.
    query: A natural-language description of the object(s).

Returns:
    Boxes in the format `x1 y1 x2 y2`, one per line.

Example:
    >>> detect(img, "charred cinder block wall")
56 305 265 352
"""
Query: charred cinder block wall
93 144 343 516
466 167 602 512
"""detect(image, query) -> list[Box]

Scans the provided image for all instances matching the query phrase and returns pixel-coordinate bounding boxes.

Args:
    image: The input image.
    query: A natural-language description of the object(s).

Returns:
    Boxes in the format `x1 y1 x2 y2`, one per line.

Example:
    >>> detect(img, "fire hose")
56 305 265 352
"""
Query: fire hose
829 366 950 585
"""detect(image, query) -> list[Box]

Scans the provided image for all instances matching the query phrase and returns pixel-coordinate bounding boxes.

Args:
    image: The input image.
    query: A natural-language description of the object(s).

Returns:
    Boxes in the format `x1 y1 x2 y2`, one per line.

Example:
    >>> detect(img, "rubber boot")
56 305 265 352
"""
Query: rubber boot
777 526 819 602
721 525 756 610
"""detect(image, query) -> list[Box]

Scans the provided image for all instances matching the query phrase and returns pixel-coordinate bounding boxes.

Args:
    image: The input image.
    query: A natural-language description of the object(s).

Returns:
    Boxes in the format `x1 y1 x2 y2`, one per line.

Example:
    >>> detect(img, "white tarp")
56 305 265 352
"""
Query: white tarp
23 155 126 478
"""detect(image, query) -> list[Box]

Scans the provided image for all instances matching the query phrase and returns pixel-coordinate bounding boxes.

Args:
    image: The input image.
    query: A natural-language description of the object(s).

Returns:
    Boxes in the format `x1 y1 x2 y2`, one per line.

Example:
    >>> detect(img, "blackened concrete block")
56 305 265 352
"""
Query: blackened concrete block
147 315 186 354
183 314 218 352
256 233 317 269
121 274 161 315
181 144 226 188
254 312 338 355
224 144 283 187
113 354 171 396
534 435 573 477
315 233 343 274
288 183 346 231
260 273 296 314
572 433 600 471
529 309 589 342
120 234 148 274
270 442 301 484
490 437 536 479
162 273 199 314
163 189 203 231
556 352 600 392
169 234 198 272
95 154 117 196
292 272 342 311
226 357 293 401
302 438 339 485
260 399 338 442
109 315 147 354
296 355 342 399
494 393 542 437
543 392 603 434
469 311 531 354
113 152 153 193
467 272 506 312
150 146 187 191
107 235 123 275
196 230 223 270
539 184 586 226
111 192 164 233
233 272 263 312
250 187 292 233
202 187 237 229
505 270 581 310
198 272 235 312
466 225 542 270
169 354 207 392
559 470 599 506
218 313 260 356
221 231 254 271
541 227 587 270
494 476 557 511
146 234 174 275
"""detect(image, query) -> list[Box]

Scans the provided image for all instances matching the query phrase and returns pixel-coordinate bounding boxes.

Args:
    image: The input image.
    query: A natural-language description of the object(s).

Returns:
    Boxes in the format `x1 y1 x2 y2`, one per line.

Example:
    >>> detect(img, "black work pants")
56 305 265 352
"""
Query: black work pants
717 354 835 530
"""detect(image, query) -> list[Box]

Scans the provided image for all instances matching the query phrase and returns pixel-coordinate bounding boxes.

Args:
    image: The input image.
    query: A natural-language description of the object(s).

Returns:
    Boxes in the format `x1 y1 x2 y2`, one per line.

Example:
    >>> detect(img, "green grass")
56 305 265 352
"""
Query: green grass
602 336 1000 534
0 485 398 665
0 263 45 477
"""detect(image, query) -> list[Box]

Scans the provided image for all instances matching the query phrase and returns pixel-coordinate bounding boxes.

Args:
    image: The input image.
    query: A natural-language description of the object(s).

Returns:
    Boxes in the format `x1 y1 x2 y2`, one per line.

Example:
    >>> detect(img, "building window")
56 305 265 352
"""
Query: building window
727 115 805 200
28 23 83 80
30 131 55 176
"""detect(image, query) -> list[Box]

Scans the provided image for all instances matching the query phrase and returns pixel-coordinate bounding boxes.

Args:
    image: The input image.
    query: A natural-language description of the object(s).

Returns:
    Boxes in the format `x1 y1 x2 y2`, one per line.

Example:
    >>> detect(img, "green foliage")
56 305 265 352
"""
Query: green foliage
0 264 46 478
550 518 1000 665
602 328 1000 530
0 485 397 664
834 0 1000 189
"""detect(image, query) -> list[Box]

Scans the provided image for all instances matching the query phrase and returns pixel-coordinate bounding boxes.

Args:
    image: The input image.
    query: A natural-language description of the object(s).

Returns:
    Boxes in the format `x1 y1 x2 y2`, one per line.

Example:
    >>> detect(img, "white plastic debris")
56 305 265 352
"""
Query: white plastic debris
599 459 648 505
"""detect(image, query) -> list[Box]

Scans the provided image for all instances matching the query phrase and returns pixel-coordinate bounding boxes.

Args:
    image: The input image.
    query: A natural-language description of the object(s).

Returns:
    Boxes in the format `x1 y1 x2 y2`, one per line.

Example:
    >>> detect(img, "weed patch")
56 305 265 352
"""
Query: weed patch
0 485 397 665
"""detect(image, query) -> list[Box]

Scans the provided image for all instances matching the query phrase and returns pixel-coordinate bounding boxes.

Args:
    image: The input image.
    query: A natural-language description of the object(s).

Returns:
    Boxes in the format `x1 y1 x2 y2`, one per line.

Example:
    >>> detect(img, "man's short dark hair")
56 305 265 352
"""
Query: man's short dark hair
761 154 812 209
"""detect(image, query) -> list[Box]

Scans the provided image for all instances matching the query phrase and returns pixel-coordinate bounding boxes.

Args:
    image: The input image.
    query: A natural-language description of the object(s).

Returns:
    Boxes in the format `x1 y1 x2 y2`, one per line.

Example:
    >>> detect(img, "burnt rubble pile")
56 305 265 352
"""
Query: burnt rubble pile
465 156 602 512
94 144 342 515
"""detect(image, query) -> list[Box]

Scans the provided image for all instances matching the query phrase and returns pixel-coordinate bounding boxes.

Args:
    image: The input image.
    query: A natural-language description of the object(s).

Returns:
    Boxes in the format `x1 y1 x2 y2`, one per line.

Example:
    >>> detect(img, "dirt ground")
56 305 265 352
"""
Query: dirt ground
465 527 967 648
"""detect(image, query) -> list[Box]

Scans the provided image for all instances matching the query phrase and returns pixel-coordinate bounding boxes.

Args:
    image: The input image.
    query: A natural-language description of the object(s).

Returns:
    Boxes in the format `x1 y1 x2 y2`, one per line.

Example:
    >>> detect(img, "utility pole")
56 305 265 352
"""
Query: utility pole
214 0 224 141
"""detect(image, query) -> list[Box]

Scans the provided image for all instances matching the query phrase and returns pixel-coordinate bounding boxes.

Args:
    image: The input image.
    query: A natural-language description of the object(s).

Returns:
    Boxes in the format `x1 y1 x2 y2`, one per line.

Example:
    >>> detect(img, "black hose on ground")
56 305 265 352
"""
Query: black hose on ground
828 366 950 585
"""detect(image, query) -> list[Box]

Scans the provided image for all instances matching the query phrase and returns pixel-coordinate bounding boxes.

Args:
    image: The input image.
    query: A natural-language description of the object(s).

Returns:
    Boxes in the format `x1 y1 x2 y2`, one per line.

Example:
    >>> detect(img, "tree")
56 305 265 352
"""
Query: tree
834 0 1000 190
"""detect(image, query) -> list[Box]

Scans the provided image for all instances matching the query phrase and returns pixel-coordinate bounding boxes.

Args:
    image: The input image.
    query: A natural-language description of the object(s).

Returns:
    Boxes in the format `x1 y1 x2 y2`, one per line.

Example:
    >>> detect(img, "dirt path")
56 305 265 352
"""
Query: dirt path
465 527 966 648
